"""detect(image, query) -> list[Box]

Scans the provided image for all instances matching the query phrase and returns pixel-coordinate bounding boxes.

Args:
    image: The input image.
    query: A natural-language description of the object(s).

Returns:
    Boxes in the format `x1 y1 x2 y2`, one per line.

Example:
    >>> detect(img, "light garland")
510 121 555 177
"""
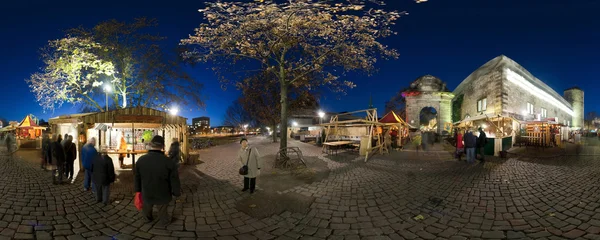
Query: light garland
504 69 574 116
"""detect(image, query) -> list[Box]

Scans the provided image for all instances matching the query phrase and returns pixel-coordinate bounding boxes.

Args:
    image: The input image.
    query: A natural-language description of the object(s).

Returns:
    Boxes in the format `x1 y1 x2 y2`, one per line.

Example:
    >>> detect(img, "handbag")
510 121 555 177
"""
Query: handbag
238 149 252 175
134 192 143 211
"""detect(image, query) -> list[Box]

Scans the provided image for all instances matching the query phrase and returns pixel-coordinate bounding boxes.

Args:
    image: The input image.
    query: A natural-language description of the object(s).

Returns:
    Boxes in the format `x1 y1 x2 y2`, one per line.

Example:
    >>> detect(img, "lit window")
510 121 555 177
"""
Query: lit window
527 103 534 114
541 108 547 118
477 98 487 112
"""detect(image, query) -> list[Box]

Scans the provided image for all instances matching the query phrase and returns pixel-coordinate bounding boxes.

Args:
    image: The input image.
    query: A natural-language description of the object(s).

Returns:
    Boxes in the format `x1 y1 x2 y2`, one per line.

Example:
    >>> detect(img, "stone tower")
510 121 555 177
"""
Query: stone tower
564 87 584 129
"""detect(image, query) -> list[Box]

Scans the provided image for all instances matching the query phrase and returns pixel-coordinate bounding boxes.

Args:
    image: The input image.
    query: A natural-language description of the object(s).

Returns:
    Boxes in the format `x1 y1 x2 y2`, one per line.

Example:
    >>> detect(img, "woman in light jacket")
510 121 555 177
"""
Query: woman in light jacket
237 138 262 193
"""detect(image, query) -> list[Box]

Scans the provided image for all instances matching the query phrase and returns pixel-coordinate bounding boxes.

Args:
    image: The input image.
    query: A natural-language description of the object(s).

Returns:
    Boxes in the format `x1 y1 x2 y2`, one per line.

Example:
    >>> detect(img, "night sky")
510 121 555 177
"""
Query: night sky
1 0 598 126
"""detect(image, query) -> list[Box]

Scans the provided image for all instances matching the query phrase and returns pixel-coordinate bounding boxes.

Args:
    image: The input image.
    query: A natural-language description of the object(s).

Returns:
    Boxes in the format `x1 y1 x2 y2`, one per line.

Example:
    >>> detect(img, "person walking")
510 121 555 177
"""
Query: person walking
167 139 182 168
64 135 77 180
477 127 488 162
455 129 464 161
81 138 98 192
238 138 262 193
41 133 51 170
92 152 116 206
135 136 181 227
464 128 477 164
50 134 66 184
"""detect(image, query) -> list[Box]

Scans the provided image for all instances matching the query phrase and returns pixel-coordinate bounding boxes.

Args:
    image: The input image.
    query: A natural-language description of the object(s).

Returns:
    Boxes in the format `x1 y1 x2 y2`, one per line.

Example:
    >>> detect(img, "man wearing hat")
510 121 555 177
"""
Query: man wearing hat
237 137 262 193
135 136 181 226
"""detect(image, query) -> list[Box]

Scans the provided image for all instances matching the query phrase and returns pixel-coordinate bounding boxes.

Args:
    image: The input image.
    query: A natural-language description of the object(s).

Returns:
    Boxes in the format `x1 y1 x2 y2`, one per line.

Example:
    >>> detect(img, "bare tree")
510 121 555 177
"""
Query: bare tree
223 99 255 132
181 0 403 154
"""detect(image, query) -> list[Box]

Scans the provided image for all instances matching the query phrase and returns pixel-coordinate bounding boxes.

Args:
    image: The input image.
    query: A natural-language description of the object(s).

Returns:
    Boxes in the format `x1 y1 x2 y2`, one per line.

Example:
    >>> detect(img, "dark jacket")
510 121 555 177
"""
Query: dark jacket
464 132 477 148
81 143 98 170
92 154 116 186
42 138 51 163
477 131 488 148
65 141 77 162
168 142 182 165
135 150 181 205
50 141 66 165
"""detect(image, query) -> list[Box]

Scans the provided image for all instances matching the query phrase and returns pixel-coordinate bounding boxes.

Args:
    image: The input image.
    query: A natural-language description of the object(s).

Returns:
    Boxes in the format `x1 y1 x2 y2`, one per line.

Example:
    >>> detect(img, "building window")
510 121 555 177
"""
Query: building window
541 108 547 118
477 98 487 112
527 103 534 114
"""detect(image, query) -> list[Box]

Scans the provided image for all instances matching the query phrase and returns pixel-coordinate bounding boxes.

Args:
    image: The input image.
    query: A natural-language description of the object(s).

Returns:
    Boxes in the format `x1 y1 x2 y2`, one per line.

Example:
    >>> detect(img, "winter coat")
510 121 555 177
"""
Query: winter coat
81 143 98 170
134 150 181 205
168 142 182 165
65 141 77 163
237 146 262 178
50 141 66 166
464 132 477 148
92 154 116 186
42 137 51 163
456 134 464 149
477 131 488 148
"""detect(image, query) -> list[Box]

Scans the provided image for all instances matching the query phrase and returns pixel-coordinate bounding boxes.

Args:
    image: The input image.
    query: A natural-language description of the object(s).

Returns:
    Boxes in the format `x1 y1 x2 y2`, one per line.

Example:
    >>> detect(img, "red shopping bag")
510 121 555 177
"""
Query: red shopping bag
134 192 143 211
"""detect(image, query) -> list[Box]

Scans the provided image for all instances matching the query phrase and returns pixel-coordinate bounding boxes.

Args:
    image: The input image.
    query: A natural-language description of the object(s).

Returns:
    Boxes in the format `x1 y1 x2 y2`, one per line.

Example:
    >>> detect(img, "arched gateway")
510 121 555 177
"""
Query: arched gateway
403 75 454 136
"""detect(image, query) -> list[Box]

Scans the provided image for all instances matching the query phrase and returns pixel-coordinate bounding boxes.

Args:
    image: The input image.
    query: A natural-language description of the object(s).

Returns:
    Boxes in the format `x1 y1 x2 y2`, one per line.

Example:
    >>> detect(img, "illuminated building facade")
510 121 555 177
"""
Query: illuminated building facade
453 55 584 129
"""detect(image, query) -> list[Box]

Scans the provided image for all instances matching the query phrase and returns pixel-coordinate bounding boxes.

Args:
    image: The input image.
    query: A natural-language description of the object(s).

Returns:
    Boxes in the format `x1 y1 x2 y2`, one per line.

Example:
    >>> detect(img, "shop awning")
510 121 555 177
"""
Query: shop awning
379 111 409 126
0 126 16 132
454 114 520 128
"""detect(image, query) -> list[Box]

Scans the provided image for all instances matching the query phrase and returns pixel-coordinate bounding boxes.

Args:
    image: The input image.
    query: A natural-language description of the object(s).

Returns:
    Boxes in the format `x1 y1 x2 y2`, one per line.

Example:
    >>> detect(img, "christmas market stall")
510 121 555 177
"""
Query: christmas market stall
16 115 47 149
49 107 188 179
454 114 520 156
378 110 410 149
318 108 387 162
519 118 567 147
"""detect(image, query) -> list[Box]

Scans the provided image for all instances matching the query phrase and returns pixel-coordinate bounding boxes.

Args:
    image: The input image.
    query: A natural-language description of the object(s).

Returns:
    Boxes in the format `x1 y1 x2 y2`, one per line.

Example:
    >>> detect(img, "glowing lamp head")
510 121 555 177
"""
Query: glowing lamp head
318 111 325 118
169 107 179 115
103 84 112 93
292 121 298 127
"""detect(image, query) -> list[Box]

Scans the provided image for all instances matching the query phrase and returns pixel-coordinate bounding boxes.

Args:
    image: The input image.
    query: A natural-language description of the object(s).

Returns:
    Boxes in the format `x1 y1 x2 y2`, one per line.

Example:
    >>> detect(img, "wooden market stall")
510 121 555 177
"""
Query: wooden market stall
454 114 520 156
520 119 566 147
49 107 188 177
318 108 386 162
378 111 410 149
17 115 46 139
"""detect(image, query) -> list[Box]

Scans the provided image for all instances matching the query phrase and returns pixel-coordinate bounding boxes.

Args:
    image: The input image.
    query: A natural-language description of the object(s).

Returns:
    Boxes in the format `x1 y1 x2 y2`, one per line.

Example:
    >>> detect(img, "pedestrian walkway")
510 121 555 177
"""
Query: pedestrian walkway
1 137 600 239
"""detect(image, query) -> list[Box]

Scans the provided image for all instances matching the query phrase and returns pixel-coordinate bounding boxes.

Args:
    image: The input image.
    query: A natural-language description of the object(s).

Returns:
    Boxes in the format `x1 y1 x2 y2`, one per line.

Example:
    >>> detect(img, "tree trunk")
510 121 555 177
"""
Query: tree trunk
271 124 278 143
279 82 289 155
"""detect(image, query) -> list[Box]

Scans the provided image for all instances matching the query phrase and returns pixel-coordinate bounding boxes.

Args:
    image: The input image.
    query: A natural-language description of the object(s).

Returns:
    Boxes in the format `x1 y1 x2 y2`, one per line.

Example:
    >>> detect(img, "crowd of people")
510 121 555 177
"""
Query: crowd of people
454 127 488 164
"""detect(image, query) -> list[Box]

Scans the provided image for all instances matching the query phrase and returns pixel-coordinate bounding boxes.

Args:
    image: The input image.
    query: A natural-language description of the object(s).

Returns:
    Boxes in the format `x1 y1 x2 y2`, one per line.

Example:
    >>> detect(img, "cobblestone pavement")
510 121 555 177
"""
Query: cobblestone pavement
2 137 600 240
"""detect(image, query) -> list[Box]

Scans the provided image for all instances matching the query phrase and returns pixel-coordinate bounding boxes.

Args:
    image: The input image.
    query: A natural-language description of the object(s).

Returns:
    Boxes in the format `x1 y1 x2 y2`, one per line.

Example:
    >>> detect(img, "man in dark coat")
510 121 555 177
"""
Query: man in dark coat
135 136 181 226
92 152 116 205
50 134 67 184
477 127 488 162
464 129 477 164
64 135 77 180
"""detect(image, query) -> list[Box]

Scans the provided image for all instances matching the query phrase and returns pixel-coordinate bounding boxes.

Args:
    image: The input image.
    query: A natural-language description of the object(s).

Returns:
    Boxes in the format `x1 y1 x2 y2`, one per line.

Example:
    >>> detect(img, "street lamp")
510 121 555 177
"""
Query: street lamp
318 110 325 124
169 107 179 115
243 124 249 136
103 84 112 111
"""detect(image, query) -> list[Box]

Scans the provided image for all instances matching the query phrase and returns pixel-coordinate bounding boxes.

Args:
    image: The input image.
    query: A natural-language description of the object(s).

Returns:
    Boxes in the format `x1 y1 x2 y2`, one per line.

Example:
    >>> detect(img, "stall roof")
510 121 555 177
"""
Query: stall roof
0 126 16 132
379 111 408 125
18 115 46 130
454 114 520 127
49 107 187 126
318 118 386 127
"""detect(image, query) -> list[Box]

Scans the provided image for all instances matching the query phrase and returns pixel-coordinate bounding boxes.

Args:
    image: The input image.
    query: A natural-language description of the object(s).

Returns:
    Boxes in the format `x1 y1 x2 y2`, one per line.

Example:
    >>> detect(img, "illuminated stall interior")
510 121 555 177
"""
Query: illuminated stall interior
454 114 520 156
49 107 187 179
520 119 567 147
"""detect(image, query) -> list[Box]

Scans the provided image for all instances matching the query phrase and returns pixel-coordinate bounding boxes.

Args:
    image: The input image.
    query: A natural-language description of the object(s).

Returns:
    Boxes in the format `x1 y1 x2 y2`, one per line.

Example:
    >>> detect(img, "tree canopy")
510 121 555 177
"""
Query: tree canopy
181 0 403 152
27 18 204 113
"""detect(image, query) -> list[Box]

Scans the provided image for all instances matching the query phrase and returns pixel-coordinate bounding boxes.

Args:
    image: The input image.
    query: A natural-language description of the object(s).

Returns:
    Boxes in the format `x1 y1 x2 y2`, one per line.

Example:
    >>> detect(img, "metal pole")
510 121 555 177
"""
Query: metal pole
105 92 108 112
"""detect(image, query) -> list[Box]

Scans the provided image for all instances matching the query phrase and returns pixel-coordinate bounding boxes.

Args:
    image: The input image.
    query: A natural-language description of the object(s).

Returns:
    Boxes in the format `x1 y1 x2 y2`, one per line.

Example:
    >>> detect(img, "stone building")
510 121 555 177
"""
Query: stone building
404 75 454 135
453 55 584 129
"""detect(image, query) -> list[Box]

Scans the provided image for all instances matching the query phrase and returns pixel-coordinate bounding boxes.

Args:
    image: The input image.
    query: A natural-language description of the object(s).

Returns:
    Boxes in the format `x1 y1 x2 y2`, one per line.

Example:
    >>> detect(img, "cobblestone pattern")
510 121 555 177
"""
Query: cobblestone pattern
2 138 600 240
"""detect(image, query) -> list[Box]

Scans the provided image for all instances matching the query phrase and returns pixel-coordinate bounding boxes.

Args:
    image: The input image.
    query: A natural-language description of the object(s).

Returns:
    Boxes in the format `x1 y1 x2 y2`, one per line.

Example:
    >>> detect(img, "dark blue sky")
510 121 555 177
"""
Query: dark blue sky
1 0 598 125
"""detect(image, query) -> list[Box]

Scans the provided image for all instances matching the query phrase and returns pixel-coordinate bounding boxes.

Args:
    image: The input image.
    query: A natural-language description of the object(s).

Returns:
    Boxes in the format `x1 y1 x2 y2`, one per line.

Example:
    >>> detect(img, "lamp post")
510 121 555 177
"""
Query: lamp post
103 84 112 112
318 111 325 145
243 124 248 136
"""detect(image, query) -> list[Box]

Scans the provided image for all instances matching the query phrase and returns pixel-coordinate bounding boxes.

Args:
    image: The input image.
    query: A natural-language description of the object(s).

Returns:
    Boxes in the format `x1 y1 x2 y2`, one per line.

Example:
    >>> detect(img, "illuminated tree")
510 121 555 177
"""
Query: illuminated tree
181 0 403 152
26 37 116 112
67 18 204 110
